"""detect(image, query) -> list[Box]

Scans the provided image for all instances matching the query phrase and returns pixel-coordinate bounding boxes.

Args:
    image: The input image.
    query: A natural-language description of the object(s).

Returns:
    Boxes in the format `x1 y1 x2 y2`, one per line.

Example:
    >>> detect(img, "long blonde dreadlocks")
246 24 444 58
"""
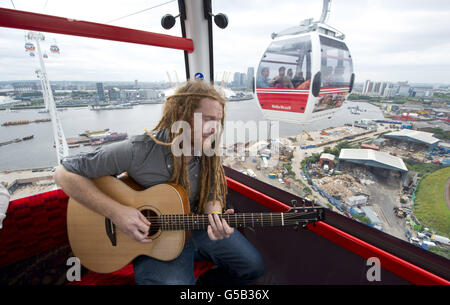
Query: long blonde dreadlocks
145 80 228 214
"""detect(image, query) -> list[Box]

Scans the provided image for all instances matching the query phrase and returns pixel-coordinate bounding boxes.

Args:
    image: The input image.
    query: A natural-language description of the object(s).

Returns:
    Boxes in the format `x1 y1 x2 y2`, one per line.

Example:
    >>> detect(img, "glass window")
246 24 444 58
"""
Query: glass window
320 35 353 88
257 36 312 89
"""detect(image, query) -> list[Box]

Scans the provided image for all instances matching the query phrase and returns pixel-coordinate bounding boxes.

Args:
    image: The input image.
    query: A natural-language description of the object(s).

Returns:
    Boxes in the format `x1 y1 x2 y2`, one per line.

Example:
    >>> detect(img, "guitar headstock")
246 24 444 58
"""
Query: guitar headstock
286 203 325 229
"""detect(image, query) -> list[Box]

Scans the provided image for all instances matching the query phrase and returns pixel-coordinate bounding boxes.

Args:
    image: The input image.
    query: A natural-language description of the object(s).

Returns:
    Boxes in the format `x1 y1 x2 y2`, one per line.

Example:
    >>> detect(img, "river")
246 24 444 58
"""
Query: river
0 99 384 171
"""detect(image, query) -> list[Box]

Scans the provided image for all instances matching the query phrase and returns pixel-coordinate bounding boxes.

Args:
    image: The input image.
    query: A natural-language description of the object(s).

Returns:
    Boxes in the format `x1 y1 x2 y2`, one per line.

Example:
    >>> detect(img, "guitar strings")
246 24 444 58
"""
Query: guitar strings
143 212 318 222
151 218 319 230
140 212 320 229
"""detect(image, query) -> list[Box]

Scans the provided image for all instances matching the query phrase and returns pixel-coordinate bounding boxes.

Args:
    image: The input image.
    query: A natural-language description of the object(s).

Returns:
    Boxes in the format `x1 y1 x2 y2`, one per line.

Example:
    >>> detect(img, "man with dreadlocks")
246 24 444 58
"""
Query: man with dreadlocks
54 80 264 285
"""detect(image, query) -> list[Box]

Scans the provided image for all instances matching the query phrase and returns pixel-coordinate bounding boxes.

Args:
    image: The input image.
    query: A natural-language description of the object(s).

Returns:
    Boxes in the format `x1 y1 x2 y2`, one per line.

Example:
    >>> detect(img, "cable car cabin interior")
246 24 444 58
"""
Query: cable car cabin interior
0 5 449 286
256 26 355 124
1 166 449 285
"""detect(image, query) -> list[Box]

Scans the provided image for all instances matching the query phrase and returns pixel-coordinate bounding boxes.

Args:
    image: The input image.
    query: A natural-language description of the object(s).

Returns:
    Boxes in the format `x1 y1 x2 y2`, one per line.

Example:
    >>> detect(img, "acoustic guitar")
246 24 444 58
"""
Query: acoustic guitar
67 175 325 273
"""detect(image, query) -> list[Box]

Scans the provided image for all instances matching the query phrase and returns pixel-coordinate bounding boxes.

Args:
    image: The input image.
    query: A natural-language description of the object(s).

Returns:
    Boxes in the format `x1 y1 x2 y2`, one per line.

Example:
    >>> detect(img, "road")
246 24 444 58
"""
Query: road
366 182 407 241
291 147 338 211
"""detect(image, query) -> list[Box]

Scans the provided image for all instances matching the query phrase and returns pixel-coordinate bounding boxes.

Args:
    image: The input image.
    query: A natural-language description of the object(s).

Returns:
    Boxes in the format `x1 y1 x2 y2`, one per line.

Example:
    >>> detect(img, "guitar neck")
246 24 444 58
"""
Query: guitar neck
150 211 320 231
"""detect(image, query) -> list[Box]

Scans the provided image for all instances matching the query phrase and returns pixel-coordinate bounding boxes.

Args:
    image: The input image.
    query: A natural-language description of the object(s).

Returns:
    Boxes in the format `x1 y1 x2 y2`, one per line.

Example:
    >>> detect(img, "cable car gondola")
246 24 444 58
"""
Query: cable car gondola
255 0 354 124
50 44 60 54
24 42 35 51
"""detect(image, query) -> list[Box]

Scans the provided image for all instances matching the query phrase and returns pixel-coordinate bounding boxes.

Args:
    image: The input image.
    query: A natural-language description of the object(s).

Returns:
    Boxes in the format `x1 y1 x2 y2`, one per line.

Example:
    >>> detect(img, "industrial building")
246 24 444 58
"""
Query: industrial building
319 153 335 169
361 206 382 228
337 149 408 182
383 129 440 152
413 120 450 133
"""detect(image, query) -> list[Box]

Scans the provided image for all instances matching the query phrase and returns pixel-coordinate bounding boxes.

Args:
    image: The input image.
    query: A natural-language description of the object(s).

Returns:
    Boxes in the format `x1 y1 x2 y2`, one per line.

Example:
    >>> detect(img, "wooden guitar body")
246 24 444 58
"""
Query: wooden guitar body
67 176 190 273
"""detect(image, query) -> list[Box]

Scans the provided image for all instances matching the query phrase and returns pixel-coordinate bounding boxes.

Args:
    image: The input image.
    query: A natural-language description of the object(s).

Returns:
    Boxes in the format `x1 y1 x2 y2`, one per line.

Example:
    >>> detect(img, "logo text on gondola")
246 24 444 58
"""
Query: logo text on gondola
271 105 291 110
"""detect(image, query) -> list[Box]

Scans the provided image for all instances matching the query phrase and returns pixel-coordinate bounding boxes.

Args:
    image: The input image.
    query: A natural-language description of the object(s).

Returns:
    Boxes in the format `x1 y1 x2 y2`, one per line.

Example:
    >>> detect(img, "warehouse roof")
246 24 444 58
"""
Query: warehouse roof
383 129 440 145
339 149 408 172
361 206 382 225
320 153 335 161
429 120 450 132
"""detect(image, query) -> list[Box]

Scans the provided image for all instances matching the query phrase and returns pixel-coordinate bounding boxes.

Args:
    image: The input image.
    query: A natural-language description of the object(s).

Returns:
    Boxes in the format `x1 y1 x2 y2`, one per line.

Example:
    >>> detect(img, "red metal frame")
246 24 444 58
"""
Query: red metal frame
226 176 450 285
1 5 448 286
0 8 193 52
226 177 291 212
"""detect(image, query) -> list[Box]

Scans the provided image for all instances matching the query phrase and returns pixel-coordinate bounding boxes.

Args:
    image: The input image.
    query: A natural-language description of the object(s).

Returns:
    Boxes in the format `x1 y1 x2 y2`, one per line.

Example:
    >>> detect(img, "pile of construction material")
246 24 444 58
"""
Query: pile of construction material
351 167 376 185
314 174 367 202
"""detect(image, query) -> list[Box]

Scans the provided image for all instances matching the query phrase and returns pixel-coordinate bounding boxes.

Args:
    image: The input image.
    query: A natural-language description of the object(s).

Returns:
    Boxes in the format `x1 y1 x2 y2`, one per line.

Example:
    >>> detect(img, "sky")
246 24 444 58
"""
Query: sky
0 0 450 84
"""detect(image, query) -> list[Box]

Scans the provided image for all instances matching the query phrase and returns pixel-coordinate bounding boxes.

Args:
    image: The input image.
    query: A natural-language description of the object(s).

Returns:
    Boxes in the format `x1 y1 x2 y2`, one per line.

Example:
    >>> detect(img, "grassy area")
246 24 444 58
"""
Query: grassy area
413 167 450 237
284 163 311 194
352 214 371 226
405 161 440 177
429 247 450 260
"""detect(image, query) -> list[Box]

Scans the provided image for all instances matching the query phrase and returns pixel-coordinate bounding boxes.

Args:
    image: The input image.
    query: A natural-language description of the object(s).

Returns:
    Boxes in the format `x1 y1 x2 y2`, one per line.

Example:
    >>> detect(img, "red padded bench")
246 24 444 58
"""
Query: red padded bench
0 189 214 285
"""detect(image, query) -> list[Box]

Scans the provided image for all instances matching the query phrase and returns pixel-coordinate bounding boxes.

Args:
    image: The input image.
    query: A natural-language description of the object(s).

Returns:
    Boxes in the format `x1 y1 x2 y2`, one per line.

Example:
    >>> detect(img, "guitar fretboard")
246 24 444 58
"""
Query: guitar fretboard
146 211 320 231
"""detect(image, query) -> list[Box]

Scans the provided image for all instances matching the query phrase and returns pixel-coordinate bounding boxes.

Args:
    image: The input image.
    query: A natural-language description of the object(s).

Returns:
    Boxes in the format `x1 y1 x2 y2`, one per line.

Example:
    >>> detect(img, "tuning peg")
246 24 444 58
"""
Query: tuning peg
294 222 307 231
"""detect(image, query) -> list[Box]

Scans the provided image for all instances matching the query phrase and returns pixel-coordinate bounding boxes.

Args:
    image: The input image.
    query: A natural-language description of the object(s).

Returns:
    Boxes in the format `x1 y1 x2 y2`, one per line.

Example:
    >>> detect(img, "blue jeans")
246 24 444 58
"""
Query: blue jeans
133 230 264 285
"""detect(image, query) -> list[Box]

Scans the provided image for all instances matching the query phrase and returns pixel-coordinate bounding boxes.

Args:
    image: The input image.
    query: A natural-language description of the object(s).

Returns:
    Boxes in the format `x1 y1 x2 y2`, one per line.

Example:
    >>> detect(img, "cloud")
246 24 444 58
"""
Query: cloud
0 0 449 83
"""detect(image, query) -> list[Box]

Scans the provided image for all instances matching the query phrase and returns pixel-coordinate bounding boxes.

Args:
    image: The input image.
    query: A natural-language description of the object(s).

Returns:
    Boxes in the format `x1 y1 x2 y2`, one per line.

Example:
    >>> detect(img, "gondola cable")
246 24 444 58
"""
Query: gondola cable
106 0 176 24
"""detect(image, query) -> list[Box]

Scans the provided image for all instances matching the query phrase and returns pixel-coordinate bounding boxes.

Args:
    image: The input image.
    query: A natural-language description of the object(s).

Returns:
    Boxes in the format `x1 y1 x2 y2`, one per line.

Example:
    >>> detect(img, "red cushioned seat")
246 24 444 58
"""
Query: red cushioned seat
0 189 215 285
67 261 216 285
0 189 69 268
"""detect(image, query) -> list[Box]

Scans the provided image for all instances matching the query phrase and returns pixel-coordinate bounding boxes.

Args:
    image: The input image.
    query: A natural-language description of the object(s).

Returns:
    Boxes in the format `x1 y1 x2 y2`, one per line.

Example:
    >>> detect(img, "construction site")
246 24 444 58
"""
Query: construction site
1 118 449 254
223 119 450 252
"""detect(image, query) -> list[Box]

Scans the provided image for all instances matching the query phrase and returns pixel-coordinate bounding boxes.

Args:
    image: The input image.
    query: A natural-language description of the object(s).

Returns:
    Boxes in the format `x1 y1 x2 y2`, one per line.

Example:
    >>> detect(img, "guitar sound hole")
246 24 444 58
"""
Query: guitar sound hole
140 209 160 237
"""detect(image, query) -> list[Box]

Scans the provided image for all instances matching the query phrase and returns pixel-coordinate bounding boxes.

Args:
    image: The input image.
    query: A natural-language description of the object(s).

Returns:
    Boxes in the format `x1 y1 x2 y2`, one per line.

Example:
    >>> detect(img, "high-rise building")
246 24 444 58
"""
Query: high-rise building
96 82 105 102
240 73 246 87
233 72 240 87
362 80 371 94
108 87 120 101
367 82 374 94
247 67 254 88
383 83 396 97
379 82 388 96
363 80 401 96
374 82 381 94
13 82 38 94
398 84 410 97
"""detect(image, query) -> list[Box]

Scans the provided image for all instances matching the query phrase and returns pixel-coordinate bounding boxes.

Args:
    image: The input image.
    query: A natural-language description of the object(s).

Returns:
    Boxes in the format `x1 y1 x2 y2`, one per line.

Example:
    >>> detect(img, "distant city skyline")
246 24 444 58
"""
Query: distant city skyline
0 0 450 84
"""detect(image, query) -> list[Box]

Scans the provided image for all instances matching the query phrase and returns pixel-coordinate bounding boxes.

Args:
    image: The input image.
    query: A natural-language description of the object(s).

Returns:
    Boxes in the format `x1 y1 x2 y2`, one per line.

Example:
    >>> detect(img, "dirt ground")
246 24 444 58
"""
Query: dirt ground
366 178 407 241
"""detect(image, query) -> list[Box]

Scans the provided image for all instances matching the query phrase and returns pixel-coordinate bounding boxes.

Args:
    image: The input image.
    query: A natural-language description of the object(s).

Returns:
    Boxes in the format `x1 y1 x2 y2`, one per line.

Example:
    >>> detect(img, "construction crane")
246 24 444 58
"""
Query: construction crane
303 130 314 141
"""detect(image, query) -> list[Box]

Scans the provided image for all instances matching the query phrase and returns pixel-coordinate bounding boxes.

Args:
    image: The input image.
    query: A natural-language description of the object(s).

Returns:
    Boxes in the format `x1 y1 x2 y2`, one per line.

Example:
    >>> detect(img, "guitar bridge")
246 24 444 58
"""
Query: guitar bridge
105 218 117 246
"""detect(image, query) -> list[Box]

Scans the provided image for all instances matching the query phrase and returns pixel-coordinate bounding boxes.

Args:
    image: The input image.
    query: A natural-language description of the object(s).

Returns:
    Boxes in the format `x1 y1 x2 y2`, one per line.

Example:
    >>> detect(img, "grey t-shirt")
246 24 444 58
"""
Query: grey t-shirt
60 129 203 212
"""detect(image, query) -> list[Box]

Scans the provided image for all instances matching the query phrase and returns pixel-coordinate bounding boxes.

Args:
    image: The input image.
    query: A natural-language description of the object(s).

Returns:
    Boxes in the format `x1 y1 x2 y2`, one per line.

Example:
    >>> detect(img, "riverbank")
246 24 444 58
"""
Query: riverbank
0 99 164 111
0 168 57 201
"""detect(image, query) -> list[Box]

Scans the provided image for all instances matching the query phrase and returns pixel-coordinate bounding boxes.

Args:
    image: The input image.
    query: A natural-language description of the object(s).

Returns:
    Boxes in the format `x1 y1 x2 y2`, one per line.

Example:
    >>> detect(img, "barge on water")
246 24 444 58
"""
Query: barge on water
0 135 33 146
79 128 110 137
1 120 30 126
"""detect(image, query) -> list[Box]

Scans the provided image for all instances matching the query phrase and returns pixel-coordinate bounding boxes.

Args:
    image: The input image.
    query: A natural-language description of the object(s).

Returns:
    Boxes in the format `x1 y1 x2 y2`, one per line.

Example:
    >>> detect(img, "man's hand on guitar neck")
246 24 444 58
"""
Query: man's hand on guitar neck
207 209 235 241
112 205 152 243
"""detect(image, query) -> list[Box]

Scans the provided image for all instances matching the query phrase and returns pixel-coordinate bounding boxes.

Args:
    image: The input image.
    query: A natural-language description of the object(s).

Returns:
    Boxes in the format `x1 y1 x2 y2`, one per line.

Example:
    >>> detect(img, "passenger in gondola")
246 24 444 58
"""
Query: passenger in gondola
333 66 345 84
322 66 334 87
287 68 294 81
291 71 305 88
256 67 271 88
269 66 293 88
